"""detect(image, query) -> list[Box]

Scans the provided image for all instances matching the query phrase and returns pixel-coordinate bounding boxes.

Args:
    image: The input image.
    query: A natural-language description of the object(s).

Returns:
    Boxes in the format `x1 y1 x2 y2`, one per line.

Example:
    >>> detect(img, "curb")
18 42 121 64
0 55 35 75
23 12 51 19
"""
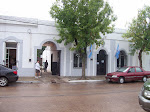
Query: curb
68 80 105 83
17 81 41 83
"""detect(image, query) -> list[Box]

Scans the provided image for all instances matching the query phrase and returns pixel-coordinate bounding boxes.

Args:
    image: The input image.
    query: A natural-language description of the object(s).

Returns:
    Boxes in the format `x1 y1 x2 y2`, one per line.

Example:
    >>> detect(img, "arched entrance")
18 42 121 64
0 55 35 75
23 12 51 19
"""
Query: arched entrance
97 50 108 75
2 37 23 76
117 50 127 68
37 41 61 76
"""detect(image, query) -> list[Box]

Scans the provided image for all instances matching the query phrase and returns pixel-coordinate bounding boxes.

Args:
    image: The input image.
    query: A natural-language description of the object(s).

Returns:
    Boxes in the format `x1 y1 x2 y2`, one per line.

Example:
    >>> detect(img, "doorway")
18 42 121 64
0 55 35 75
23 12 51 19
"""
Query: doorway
5 42 17 70
37 41 61 76
51 51 61 75
117 50 127 68
97 50 107 75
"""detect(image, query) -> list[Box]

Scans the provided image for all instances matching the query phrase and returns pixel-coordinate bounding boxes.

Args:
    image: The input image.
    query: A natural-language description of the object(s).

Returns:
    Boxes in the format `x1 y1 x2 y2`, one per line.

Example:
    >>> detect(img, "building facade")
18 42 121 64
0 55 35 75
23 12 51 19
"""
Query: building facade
0 15 150 77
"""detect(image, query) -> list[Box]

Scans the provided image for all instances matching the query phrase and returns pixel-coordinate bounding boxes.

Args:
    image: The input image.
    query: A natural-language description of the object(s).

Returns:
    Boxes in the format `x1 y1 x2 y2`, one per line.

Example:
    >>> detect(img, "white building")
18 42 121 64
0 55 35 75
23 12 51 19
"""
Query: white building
0 15 150 77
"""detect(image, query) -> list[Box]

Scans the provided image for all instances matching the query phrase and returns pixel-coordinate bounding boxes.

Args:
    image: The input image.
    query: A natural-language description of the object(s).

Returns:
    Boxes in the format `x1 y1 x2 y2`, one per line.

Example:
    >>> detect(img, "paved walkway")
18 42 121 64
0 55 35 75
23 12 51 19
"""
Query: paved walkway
17 72 106 83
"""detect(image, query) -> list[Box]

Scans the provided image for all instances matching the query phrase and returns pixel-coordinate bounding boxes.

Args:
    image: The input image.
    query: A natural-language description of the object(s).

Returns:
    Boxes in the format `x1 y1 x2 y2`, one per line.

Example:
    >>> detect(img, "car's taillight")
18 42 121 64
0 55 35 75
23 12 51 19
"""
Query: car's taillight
13 71 17 75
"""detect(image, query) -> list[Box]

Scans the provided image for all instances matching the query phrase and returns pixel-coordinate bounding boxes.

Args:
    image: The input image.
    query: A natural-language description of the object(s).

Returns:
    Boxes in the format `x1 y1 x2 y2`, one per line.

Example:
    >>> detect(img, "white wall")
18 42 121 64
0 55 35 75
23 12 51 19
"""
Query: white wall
42 46 51 72
0 15 150 76
142 52 150 71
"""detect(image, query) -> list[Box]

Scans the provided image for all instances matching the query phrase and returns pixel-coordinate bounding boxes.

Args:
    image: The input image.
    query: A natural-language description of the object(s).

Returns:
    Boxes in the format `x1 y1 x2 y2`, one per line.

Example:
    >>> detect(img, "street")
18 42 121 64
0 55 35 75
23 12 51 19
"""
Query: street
0 81 145 112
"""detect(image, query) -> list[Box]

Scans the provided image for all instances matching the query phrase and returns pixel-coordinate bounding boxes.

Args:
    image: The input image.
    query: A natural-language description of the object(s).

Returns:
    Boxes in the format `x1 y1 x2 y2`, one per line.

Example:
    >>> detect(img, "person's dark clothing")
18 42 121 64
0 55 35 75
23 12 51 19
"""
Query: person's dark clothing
44 61 48 72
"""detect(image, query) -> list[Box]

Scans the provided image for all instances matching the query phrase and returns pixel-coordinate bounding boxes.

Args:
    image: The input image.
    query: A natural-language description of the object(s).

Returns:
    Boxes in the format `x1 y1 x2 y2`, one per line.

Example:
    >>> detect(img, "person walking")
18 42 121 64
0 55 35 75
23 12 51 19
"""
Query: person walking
35 60 41 78
44 60 48 72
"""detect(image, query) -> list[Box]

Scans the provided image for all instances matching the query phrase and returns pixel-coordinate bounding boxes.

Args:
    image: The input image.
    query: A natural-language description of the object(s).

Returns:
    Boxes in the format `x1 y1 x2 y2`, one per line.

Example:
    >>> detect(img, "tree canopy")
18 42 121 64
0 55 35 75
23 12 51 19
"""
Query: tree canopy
123 6 150 68
50 0 116 77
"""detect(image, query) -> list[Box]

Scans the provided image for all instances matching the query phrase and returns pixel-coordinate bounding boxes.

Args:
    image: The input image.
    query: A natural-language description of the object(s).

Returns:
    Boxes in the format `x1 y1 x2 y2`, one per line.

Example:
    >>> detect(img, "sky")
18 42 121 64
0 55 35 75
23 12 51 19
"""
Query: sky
0 0 150 29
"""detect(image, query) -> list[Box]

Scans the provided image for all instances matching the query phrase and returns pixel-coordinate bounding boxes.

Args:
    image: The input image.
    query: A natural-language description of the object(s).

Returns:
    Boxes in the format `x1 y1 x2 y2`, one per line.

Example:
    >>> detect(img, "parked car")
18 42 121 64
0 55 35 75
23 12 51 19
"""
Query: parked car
0 64 18 87
139 80 150 111
105 66 150 83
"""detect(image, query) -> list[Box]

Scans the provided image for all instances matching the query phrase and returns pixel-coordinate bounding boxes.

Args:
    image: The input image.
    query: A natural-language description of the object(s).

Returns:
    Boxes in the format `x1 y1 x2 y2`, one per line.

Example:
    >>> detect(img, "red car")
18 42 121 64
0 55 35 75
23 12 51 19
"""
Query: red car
105 66 150 83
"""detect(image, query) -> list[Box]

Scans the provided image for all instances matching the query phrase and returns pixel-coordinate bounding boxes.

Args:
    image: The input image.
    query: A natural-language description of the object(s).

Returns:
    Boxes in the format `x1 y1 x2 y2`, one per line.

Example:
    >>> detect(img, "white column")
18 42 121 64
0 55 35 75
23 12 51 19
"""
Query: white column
64 48 66 76
69 50 72 76
42 46 51 72
17 42 20 68
87 57 90 76
2 42 6 65
93 51 96 76
27 29 32 61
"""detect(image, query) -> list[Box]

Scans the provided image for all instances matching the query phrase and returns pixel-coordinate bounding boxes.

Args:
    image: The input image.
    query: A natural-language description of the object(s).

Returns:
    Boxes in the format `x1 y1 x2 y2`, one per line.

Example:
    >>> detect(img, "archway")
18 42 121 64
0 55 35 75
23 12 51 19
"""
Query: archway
97 50 108 75
37 41 61 76
117 50 127 68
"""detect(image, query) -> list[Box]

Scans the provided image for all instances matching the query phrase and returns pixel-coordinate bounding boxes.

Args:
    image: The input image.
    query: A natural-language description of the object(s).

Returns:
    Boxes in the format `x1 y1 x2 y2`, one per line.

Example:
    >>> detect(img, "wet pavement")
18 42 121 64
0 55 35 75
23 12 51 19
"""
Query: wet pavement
0 73 145 112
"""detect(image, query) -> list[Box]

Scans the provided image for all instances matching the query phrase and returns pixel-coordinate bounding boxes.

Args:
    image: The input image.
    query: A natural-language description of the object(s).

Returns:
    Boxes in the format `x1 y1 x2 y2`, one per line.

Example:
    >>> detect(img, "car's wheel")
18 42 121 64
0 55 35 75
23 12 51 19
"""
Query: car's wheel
0 77 8 87
119 77 125 84
142 76 147 82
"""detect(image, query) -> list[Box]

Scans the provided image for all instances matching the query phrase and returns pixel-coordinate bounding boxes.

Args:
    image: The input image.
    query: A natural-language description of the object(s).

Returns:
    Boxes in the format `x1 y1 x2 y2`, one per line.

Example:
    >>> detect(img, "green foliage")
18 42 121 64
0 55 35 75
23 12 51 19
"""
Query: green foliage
50 0 116 55
123 6 150 68
123 6 150 55
37 46 46 58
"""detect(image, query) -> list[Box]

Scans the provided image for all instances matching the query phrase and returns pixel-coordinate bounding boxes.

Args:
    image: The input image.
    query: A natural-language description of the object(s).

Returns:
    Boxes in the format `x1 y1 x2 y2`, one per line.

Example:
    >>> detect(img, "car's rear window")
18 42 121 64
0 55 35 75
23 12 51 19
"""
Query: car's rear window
116 67 129 72
136 67 143 72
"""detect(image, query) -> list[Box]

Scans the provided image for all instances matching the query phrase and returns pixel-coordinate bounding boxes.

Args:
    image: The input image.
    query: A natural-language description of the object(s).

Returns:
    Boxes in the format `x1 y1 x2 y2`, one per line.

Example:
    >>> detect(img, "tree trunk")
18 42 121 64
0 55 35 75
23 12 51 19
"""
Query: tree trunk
81 54 86 79
138 49 143 68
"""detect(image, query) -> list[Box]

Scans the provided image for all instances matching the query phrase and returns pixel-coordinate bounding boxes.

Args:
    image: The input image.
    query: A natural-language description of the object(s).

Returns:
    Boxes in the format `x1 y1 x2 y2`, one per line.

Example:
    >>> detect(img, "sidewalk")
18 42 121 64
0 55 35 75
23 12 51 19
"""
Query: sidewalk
17 73 106 84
